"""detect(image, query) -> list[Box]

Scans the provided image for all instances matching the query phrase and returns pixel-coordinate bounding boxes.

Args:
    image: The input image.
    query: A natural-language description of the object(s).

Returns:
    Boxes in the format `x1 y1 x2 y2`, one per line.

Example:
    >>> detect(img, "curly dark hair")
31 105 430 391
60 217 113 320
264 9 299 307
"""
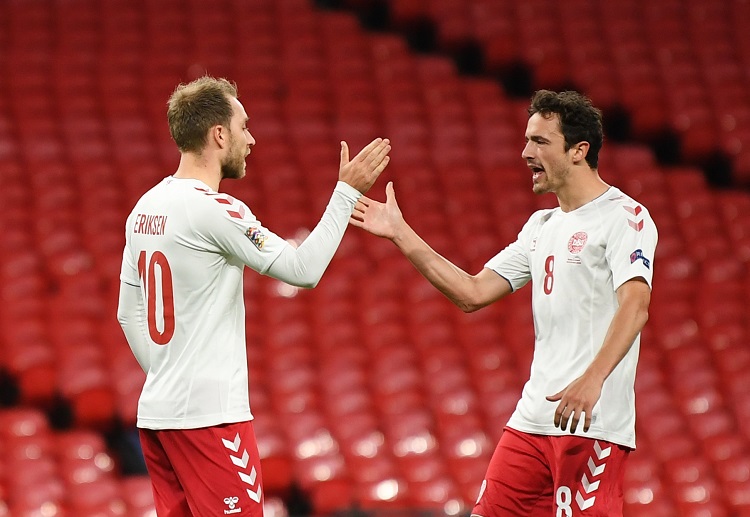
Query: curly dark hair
167 76 238 153
528 90 603 169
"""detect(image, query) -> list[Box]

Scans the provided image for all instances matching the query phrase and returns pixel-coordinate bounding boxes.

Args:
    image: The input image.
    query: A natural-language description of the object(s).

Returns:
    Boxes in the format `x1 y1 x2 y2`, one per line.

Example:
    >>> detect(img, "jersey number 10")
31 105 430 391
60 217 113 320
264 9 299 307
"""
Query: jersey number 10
138 250 175 345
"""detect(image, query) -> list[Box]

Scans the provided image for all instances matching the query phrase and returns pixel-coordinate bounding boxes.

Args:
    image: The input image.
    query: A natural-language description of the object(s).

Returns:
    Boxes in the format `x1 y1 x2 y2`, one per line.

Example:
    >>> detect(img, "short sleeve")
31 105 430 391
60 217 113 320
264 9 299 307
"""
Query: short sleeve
605 205 658 290
484 213 539 291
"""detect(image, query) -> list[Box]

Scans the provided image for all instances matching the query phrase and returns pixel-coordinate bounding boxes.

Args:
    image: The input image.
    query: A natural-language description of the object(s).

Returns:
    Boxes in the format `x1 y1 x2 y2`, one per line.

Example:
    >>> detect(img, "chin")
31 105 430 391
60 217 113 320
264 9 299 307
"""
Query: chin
221 166 243 180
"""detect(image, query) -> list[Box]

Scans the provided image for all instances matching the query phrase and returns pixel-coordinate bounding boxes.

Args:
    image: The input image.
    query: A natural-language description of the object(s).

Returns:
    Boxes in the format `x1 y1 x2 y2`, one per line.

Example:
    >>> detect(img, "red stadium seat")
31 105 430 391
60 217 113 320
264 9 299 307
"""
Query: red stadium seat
252 417 293 494
409 476 466 511
119 476 155 515
703 434 749 464
623 454 675 517
0 408 50 440
66 477 125 515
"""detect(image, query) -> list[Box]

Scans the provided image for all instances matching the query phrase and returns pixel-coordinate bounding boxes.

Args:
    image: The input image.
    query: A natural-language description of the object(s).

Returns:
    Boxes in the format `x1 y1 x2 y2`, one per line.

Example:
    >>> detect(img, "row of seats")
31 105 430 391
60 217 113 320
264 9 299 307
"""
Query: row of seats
1 0 750 515
0 407 153 516
0 407 297 517
380 0 750 184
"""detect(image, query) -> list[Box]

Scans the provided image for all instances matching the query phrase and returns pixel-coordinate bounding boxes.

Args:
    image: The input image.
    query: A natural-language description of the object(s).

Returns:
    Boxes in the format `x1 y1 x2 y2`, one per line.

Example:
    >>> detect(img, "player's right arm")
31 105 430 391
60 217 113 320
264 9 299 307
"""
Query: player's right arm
117 224 151 373
117 280 151 373
350 182 513 312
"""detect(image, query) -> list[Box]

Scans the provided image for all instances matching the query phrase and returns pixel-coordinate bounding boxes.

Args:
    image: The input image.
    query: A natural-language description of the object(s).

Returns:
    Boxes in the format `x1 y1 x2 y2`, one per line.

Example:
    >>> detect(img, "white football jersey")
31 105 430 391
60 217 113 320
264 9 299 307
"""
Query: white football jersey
120 177 357 429
485 187 657 448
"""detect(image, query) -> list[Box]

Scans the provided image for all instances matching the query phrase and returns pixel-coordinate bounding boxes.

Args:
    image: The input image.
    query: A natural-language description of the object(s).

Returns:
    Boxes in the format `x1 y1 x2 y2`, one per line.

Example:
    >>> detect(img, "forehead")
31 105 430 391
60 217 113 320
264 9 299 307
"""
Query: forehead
526 112 562 138
230 97 248 121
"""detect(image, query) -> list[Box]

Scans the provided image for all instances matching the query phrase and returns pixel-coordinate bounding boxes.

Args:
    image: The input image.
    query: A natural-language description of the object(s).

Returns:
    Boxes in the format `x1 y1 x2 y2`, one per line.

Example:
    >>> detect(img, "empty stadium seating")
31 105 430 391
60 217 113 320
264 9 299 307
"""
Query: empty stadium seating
0 0 749 516
385 0 750 185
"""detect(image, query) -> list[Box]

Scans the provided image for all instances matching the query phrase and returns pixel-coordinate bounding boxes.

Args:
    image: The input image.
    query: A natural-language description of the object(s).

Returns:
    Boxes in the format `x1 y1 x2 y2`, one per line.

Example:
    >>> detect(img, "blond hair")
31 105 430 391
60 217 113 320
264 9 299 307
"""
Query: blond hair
167 76 238 153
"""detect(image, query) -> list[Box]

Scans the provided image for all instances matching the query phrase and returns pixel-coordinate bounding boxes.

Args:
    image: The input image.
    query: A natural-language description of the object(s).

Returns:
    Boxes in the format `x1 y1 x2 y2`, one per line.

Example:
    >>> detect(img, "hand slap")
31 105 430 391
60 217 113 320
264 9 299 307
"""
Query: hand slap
348 182 403 240
338 138 391 194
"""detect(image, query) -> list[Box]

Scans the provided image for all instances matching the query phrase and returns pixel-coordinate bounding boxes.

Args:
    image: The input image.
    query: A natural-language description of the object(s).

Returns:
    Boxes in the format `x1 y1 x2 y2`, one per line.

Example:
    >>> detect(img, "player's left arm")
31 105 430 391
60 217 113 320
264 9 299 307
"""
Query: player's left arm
548 200 657 433
197 182 362 289
547 278 651 433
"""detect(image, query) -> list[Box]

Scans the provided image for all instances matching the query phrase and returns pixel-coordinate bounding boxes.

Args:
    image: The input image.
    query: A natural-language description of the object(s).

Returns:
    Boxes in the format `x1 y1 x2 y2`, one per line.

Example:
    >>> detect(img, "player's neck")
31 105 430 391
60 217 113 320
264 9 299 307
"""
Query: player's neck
556 171 609 213
173 153 222 192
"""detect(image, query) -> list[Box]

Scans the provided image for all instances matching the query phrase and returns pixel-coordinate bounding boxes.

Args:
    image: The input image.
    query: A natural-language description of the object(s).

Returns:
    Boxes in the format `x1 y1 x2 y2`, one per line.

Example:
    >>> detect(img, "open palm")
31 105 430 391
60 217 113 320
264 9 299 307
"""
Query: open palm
349 182 403 240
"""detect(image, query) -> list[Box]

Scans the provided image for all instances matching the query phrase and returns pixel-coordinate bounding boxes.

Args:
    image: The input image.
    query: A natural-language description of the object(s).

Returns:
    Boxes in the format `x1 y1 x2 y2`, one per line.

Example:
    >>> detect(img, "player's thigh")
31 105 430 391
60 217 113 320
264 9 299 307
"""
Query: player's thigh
472 428 553 517
550 436 629 517
139 429 192 517
157 421 264 517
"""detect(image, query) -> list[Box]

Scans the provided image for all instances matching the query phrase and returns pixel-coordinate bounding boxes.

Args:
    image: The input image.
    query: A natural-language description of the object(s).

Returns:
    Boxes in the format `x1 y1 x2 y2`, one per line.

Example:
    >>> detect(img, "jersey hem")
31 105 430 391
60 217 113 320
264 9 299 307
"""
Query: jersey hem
506 422 635 449
137 411 254 430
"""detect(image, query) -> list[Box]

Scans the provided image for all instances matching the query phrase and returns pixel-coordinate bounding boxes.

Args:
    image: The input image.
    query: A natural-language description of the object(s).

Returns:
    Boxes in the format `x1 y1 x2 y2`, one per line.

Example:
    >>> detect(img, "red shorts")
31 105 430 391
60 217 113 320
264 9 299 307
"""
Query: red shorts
472 427 629 517
139 421 263 517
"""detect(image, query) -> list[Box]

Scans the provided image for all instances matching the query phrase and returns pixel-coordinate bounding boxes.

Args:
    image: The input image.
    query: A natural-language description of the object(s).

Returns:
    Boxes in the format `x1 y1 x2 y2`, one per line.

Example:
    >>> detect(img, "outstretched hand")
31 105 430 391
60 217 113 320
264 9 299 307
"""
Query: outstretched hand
339 138 391 194
349 181 403 240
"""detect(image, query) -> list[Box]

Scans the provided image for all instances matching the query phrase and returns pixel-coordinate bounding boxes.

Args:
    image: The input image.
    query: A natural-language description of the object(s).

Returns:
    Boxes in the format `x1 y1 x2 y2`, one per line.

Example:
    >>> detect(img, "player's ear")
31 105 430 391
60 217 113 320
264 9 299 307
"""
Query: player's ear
571 141 589 165
211 125 228 149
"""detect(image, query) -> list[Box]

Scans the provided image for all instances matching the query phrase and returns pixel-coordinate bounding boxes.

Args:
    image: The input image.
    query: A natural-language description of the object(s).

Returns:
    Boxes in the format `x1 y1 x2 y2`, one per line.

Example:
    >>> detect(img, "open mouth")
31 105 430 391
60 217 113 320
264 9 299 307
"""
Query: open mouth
529 164 544 180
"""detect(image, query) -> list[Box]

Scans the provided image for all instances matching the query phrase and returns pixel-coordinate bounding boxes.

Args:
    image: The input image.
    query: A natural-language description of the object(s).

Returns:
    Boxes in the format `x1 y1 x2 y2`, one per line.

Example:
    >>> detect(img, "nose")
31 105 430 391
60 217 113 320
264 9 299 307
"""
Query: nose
247 132 256 147
521 140 533 160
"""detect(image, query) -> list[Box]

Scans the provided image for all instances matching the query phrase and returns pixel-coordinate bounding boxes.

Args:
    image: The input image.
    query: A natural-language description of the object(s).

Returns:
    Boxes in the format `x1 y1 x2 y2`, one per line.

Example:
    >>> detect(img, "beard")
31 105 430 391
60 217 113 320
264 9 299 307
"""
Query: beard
532 164 569 195
221 138 246 180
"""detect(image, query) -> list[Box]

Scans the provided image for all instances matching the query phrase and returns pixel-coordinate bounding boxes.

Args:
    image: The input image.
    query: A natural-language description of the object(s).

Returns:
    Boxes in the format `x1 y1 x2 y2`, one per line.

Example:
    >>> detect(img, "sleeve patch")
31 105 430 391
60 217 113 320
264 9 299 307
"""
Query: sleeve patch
629 249 651 269
245 227 268 250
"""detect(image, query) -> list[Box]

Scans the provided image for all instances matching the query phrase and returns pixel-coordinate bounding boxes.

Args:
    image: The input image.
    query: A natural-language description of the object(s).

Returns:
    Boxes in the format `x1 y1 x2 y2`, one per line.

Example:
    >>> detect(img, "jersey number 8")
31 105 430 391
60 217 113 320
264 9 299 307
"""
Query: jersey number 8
543 255 555 295
138 250 175 345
